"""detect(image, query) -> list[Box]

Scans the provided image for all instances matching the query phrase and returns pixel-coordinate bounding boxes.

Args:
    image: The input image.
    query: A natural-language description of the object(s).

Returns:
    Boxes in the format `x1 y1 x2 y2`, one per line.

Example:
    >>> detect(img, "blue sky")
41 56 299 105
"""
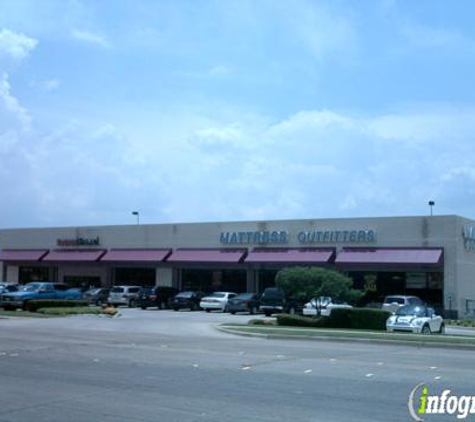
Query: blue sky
1 0 475 228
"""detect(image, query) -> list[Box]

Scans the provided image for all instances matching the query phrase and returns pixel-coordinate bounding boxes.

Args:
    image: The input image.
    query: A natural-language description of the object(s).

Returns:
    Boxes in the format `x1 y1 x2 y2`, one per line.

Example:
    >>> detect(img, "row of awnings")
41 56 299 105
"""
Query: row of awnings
0 247 444 266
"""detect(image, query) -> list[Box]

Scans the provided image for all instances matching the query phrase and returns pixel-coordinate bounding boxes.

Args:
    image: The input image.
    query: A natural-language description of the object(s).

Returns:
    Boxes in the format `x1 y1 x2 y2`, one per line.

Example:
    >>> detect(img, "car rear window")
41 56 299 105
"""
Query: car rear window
111 287 124 293
384 297 405 304
208 293 226 298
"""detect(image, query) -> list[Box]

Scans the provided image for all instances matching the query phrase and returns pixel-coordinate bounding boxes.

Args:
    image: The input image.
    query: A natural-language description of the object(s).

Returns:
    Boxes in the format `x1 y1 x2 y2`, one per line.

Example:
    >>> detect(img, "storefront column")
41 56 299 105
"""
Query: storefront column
246 269 256 293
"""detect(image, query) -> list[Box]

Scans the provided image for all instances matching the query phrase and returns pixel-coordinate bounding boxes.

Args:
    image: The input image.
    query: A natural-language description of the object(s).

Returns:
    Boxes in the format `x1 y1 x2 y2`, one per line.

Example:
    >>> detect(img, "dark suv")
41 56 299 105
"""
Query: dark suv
138 286 180 309
259 287 302 317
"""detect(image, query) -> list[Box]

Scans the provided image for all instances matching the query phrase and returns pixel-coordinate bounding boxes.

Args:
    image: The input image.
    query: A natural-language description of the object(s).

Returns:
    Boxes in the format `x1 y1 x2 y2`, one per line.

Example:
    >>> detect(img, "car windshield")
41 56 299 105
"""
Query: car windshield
86 288 101 295
235 293 255 300
22 283 43 292
176 291 194 298
262 289 283 298
395 306 427 317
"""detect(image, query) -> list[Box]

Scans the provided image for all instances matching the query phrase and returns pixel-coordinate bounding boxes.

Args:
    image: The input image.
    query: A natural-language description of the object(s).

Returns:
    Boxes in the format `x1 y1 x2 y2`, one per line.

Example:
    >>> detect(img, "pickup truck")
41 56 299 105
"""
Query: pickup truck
0 282 83 310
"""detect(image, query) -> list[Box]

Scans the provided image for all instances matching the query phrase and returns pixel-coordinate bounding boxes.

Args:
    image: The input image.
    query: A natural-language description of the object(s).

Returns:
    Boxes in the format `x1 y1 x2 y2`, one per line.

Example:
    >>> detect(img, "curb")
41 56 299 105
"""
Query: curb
216 325 475 351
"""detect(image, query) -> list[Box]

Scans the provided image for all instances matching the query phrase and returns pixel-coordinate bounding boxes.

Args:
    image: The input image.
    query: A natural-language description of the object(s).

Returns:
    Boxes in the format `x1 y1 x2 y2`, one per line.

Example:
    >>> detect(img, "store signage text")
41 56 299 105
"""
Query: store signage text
220 229 376 245
56 236 101 247
462 225 475 251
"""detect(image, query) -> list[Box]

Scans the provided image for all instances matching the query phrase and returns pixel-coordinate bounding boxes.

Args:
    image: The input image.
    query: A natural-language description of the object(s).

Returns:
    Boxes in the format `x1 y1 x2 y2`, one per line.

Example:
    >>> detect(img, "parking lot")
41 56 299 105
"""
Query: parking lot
1 308 475 422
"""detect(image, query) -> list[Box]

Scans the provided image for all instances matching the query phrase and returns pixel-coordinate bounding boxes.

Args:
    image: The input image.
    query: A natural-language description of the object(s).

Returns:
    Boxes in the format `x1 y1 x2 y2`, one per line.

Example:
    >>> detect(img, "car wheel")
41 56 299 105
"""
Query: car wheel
205 309 210 313
190 303 198 311
264 311 272 317
223 305 228 313
422 325 431 335
230 311 236 315
141 306 146 310
439 323 445 334
173 307 179 312
22 301 29 311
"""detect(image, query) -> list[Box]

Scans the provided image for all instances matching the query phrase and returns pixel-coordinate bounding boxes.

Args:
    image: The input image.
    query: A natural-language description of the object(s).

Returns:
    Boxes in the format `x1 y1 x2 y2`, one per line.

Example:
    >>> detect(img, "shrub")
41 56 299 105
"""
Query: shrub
25 300 89 312
276 309 391 331
248 319 276 326
347 308 391 330
276 314 328 328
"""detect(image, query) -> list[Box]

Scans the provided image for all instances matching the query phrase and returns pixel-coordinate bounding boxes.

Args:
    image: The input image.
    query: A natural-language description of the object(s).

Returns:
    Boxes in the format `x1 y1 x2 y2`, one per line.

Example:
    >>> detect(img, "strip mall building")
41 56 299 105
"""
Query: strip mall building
1 215 475 318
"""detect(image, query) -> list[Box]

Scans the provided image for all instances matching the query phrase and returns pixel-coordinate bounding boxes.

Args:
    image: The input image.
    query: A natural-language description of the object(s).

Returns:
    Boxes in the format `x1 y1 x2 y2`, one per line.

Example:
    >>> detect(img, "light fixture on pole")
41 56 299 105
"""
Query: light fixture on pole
428 200 435 216
132 211 140 225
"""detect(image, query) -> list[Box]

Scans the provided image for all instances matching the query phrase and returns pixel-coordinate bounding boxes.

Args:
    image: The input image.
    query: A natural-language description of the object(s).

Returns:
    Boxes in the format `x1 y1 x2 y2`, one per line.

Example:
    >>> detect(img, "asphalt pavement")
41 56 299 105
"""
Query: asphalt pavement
0 309 474 422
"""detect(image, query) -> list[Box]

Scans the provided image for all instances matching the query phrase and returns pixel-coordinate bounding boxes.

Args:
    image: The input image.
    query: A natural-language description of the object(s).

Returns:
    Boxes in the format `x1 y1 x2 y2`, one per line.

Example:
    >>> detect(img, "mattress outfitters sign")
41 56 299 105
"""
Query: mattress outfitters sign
219 229 376 245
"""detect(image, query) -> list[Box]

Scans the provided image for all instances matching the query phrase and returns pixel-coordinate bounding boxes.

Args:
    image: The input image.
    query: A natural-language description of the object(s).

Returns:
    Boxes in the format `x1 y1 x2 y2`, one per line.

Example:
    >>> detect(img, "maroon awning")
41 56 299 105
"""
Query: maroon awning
101 249 171 262
335 248 444 266
167 248 247 263
42 249 107 262
0 249 49 262
245 248 335 263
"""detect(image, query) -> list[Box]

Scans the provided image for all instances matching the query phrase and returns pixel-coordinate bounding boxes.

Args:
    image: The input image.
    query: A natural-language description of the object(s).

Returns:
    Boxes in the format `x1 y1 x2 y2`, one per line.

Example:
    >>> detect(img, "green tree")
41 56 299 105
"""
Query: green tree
275 266 363 304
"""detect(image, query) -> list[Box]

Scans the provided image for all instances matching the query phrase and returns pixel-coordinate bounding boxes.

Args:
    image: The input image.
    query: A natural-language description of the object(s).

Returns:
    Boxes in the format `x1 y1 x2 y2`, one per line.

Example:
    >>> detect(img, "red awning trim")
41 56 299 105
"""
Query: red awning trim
245 248 335 263
166 248 247 263
101 249 171 262
0 249 49 262
42 249 107 262
335 247 444 266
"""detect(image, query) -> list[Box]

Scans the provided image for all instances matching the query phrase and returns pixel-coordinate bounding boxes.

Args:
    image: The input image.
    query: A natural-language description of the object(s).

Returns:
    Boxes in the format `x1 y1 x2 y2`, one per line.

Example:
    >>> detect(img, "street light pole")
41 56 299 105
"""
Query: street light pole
132 211 139 225
428 200 435 216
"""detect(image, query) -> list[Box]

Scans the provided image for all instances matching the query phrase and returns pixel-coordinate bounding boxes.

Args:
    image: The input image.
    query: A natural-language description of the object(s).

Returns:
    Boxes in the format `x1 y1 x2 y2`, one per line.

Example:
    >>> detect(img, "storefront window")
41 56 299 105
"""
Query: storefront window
19 267 49 284
115 268 156 286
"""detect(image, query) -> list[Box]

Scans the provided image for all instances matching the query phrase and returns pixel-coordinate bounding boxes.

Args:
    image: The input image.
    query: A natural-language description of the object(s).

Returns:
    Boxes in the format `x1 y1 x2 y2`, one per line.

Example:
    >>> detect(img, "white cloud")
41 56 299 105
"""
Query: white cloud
0 28 38 62
3 102 475 227
208 65 233 77
0 72 31 130
40 79 60 91
71 29 110 48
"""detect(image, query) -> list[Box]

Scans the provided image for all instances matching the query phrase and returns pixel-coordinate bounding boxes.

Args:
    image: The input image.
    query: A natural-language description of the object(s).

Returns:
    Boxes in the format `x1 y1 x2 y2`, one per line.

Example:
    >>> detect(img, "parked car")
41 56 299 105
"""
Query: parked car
227 293 261 315
0 282 83 310
170 291 204 311
138 286 179 309
200 292 237 312
107 286 141 307
0 283 21 295
259 287 303 317
386 305 445 334
302 296 353 317
83 288 110 306
382 295 423 314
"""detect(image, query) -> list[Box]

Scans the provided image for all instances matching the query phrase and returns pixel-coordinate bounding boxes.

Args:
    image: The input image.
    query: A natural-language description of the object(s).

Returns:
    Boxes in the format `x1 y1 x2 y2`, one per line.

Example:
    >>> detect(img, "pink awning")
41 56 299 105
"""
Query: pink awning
42 249 107 262
0 249 49 262
101 249 171 262
245 248 335 263
335 248 444 266
167 249 247 263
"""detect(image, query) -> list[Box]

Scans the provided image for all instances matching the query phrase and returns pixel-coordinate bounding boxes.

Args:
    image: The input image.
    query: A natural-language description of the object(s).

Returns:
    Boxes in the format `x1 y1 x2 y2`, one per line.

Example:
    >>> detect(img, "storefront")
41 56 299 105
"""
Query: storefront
1 215 475 318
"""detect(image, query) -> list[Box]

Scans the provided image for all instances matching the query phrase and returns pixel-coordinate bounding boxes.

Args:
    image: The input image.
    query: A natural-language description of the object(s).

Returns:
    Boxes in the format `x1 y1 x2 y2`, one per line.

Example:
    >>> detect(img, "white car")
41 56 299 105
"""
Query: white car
200 292 237 312
386 305 445 334
302 297 352 317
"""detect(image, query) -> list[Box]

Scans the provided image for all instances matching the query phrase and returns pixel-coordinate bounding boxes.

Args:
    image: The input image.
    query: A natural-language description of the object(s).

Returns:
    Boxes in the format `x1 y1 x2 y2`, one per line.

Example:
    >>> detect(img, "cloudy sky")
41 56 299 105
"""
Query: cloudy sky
1 0 475 228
